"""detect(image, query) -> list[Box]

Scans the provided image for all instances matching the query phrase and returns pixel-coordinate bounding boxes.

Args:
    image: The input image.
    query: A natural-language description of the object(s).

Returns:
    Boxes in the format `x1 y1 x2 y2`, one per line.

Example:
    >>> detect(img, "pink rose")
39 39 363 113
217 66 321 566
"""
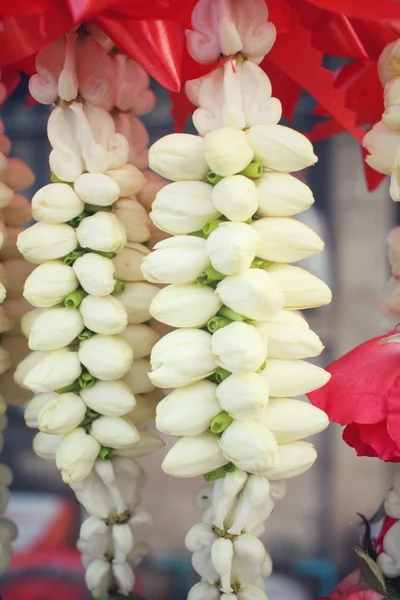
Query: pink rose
320 571 384 600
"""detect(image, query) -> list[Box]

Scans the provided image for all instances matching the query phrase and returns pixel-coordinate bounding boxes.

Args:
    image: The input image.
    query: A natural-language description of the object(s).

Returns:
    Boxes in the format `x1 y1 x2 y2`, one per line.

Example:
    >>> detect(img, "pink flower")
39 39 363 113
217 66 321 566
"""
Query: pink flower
320 571 384 600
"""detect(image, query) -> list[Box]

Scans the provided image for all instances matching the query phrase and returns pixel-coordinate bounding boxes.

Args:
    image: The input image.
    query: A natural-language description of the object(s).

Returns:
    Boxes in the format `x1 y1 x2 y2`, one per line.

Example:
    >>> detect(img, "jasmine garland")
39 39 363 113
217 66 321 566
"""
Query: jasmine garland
144 0 332 598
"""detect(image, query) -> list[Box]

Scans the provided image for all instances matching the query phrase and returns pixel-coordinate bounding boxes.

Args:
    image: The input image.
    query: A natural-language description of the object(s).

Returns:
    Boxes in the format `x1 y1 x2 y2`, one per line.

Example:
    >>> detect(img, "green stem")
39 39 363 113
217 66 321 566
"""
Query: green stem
77 328 95 342
56 380 81 394
197 267 225 286
251 258 270 269
256 360 267 373
113 280 125 295
218 307 249 322
84 203 112 213
206 171 223 185
239 161 263 178
51 172 73 185
188 230 208 239
214 367 231 384
202 219 220 237
99 447 114 461
64 288 87 308
68 212 89 228
96 250 117 258
210 411 233 434
207 316 232 333
63 249 86 266
204 463 237 482
79 372 96 389
80 408 100 428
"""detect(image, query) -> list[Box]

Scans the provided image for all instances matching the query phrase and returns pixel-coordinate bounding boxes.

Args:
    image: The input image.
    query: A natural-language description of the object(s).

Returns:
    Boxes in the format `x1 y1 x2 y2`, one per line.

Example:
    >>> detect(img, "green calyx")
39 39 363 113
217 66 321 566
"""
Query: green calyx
51 172 73 186
56 372 96 394
56 380 81 394
202 218 221 237
113 280 126 295
64 288 87 308
207 316 232 333
95 250 117 258
212 367 231 384
197 267 225 287
68 212 89 228
63 249 86 266
239 161 263 179
99 447 114 461
206 171 223 185
251 258 270 270
256 361 267 373
77 328 95 342
80 408 100 429
79 372 96 389
84 203 113 213
204 463 237 482
218 306 250 323
210 411 233 434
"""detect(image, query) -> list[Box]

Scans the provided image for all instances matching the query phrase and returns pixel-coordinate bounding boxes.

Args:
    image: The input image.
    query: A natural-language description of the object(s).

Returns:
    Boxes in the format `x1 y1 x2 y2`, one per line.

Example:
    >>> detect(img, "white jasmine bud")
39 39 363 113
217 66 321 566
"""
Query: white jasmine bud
76 212 127 253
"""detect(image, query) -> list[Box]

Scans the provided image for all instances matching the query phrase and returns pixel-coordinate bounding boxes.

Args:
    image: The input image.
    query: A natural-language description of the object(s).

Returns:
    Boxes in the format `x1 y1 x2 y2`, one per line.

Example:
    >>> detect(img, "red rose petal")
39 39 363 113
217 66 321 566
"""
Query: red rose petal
308 332 400 425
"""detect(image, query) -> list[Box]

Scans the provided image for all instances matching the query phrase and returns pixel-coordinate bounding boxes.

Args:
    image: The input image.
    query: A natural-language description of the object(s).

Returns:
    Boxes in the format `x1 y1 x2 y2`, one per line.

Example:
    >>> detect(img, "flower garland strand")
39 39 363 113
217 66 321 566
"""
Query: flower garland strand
144 0 332 598
0 79 35 575
363 39 400 201
16 30 163 598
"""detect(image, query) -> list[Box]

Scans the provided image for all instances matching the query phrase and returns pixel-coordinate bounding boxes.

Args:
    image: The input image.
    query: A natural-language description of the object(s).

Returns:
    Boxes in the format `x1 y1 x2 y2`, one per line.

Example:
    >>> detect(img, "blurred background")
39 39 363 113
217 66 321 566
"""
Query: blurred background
0 66 397 600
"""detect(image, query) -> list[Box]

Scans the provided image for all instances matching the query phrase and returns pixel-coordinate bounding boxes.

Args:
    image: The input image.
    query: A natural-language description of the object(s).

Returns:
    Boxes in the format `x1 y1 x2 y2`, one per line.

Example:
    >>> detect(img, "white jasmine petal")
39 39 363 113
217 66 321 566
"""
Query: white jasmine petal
247 124 317 171
76 211 127 253
204 128 254 176
73 253 116 296
80 380 136 417
79 295 128 335
260 441 317 480
141 236 210 284
90 416 140 449
212 322 266 373
149 133 208 181
216 270 284 321
74 173 120 207
22 348 82 393
205 222 259 275
56 428 101 483
38 392 86 434
150 284 222 328
156 380 220 436
32 183 84 223
28 307 84 350
256 172 314 217
219 420 278 474
150 329 217 388
252 217 324 263
212 175 258 222
79 334 133 380
150 181 219 235
24 261 78 308
263 358 330 397
163 432 227 477
17 222 78 264
266 264 332 309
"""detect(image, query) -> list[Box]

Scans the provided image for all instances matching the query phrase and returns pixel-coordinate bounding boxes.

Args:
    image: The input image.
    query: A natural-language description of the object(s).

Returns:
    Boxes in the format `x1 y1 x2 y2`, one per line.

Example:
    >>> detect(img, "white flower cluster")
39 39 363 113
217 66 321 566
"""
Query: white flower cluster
144 0 332 597
0 104 35 573
17 30 165 597
363 39 400 200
